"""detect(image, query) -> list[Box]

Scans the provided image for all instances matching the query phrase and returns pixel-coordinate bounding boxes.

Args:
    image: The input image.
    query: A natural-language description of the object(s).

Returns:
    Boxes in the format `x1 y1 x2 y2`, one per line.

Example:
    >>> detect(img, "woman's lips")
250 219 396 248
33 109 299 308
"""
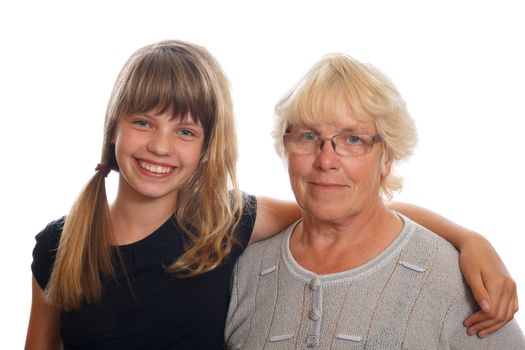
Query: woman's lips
309 181 349 188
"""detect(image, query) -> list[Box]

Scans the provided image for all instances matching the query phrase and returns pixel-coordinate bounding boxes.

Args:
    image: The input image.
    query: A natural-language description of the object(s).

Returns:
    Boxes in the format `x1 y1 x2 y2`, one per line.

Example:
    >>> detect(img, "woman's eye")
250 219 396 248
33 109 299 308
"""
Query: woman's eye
345 135 362 144
301 133 317 141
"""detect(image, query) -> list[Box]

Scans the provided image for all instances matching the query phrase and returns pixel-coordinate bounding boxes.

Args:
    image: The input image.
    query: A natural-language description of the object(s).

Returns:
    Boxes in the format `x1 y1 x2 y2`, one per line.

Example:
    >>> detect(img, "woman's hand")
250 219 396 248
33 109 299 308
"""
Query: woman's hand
459 232 519 337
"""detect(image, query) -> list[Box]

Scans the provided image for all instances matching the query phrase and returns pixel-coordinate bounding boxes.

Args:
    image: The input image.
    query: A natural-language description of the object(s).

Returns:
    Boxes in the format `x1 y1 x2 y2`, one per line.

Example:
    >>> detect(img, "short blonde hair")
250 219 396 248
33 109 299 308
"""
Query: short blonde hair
273 54 418 200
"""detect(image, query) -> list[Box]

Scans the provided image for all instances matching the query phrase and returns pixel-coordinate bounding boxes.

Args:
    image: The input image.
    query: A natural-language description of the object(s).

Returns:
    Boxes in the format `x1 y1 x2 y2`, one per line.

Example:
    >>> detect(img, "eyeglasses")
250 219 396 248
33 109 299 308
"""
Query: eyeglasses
283 132 382 156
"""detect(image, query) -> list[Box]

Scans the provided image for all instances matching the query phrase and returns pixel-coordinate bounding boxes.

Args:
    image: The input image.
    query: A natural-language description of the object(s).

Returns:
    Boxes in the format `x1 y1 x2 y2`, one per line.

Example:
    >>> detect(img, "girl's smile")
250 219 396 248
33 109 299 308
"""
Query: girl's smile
113 110 204 203
137 159 175 176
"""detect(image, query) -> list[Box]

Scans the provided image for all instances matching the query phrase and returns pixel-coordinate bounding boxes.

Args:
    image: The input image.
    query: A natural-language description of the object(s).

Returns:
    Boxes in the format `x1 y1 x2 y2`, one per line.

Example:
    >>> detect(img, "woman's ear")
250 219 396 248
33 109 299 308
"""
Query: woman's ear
380 151 394 179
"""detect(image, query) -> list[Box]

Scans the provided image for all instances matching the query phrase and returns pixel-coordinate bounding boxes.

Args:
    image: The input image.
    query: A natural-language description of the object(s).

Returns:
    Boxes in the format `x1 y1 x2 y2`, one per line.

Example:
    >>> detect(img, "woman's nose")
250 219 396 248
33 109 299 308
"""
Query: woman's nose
314 139 340 170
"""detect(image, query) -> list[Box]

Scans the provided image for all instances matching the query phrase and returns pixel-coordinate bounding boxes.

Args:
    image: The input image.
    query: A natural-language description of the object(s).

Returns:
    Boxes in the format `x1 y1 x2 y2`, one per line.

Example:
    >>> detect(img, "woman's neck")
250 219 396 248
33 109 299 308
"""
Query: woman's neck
290 202 402 274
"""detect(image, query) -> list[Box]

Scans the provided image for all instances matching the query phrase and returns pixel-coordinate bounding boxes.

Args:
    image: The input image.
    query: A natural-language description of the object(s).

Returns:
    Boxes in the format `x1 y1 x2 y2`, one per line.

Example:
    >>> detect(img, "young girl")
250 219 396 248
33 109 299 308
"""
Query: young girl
25 40 517 349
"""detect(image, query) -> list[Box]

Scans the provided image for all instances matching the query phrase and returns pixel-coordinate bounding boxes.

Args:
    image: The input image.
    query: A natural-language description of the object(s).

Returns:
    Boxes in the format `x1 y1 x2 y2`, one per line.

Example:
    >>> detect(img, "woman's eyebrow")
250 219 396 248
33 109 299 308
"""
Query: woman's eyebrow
335 126 356 132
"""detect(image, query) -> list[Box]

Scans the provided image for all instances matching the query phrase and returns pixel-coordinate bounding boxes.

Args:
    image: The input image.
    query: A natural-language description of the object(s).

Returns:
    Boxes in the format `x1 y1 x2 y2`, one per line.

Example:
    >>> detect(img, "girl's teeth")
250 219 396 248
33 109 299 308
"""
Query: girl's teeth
139 161 171 174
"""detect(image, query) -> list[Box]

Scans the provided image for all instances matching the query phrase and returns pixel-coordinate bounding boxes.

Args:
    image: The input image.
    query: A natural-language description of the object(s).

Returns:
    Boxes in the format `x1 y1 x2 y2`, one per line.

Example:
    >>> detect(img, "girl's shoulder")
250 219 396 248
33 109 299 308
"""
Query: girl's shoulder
235 193 257 246
35 216 66 241
31 217 66 290
240 192 257 218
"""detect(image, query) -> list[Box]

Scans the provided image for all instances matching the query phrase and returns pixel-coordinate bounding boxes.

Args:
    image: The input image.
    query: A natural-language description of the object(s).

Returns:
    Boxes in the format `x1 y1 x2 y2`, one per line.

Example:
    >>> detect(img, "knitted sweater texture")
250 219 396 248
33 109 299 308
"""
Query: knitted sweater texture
225 215 524 349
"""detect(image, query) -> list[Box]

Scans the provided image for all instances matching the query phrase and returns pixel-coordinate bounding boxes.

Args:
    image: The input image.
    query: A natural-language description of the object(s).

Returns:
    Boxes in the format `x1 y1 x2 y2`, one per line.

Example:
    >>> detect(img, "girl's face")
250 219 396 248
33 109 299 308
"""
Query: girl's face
112 110 204 205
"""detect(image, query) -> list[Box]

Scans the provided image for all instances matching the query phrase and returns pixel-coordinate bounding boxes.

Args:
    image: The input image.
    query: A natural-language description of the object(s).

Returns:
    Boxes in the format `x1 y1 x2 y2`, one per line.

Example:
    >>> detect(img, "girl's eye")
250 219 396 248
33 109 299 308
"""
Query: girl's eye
177 129 195 137
133 119 151 128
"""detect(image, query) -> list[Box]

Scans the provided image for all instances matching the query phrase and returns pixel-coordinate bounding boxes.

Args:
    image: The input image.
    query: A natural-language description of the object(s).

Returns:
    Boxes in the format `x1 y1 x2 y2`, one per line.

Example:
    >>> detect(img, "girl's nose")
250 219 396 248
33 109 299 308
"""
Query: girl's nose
146 130 172 156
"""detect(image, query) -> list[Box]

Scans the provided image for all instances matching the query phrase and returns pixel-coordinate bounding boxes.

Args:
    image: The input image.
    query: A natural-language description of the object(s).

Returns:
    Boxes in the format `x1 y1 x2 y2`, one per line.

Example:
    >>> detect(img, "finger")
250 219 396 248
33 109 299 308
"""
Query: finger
477 323 502 338
464 273 513 328
464 310 489 328
487 276 516 320
505 294 517 323
464 274 492 314
478 296 516 338
472 294 517 336
484 277 507 319
466 317 498 337
477 306 513 338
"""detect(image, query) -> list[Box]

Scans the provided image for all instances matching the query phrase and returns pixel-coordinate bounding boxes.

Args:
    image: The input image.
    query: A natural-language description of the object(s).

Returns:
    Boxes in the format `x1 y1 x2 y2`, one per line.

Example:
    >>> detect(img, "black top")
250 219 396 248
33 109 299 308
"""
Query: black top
32 194 257 350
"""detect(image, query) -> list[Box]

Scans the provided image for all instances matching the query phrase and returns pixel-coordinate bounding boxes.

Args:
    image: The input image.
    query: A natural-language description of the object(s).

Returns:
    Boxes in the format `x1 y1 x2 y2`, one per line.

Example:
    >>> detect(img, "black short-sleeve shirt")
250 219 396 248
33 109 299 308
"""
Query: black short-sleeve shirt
32 194 257 350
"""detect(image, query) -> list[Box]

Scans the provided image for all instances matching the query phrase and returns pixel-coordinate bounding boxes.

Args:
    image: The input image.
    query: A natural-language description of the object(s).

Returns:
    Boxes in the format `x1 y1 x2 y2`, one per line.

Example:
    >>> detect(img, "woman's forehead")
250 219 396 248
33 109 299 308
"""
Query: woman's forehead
289 115 376 134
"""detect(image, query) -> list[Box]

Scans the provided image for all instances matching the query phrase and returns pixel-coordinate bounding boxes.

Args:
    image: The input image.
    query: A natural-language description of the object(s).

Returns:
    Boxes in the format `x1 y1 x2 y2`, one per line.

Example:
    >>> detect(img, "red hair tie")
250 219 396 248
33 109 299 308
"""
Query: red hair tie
95 163 111 177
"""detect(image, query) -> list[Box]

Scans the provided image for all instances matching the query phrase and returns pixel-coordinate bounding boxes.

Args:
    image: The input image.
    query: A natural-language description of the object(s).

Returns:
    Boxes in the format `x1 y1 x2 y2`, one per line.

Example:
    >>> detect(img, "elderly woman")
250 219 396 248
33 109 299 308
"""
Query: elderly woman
225 55 524 349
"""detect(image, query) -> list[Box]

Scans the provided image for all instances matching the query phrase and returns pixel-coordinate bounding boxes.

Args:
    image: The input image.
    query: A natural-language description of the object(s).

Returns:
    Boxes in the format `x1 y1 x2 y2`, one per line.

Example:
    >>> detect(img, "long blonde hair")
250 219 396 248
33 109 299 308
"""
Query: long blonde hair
45 40 243 310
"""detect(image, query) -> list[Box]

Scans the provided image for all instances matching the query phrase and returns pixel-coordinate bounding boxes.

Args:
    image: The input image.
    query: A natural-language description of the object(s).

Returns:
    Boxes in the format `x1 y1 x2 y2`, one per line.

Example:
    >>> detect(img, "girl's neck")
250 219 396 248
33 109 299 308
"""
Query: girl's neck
109 189 178 246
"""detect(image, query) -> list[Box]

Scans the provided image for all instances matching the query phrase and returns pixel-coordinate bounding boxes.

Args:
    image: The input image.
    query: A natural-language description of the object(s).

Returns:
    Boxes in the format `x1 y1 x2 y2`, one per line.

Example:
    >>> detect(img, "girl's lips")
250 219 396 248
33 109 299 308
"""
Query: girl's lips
137 159 174 174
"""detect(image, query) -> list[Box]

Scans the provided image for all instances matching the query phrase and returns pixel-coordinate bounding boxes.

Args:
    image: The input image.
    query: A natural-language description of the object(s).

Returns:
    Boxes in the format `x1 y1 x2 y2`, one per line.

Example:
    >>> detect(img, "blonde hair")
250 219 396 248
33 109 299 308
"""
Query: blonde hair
45 40 243 309
273 54 418 199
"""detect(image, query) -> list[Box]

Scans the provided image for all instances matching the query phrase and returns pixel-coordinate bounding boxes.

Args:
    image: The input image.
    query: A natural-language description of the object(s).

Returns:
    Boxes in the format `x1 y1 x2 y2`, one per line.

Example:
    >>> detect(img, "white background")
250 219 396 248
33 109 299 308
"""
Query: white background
1 1 523 348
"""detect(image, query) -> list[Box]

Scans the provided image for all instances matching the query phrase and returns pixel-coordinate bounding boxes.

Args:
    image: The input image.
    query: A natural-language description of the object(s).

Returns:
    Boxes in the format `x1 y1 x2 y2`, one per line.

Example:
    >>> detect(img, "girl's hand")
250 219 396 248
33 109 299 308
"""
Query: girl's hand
388 201 519 337
459 232 519 337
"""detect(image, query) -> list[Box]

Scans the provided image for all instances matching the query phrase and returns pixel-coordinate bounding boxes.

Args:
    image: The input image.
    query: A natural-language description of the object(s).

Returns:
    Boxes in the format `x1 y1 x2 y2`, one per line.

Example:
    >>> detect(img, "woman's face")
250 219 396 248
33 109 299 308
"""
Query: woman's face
112 110 204 204
286 109 390 225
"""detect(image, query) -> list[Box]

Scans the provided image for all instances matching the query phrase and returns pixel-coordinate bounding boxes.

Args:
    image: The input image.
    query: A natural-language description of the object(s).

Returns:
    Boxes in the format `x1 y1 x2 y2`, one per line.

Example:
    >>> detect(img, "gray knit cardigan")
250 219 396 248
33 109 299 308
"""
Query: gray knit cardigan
225 215 524 349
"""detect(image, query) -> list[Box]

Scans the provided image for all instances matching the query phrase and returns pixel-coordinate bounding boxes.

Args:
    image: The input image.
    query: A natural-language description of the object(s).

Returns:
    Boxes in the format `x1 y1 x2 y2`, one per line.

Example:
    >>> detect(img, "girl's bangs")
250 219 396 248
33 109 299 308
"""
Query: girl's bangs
117 51 215 129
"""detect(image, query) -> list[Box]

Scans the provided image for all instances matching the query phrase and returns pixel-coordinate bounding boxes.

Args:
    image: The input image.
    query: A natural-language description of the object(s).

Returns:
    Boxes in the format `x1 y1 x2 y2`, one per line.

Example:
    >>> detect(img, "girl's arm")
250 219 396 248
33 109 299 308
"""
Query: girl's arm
388 201 518 338
25 276 62 350
250 196 301 244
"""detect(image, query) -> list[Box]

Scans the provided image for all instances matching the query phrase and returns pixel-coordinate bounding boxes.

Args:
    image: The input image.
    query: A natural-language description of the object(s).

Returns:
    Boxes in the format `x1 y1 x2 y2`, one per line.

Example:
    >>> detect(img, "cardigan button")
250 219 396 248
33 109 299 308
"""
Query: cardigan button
309 277 321 291
308 309 320 321
306 335 318 347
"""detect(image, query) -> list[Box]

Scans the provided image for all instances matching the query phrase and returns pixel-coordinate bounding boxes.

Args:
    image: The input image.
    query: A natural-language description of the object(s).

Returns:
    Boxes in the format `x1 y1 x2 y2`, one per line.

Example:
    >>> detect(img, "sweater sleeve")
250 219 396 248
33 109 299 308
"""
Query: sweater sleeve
443 283 525 349
31 217 64 290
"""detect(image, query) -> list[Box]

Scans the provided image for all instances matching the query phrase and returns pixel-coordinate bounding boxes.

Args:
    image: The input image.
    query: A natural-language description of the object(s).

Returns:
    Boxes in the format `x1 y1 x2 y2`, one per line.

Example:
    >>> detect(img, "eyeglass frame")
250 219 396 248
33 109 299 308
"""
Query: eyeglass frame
282 131 383 157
